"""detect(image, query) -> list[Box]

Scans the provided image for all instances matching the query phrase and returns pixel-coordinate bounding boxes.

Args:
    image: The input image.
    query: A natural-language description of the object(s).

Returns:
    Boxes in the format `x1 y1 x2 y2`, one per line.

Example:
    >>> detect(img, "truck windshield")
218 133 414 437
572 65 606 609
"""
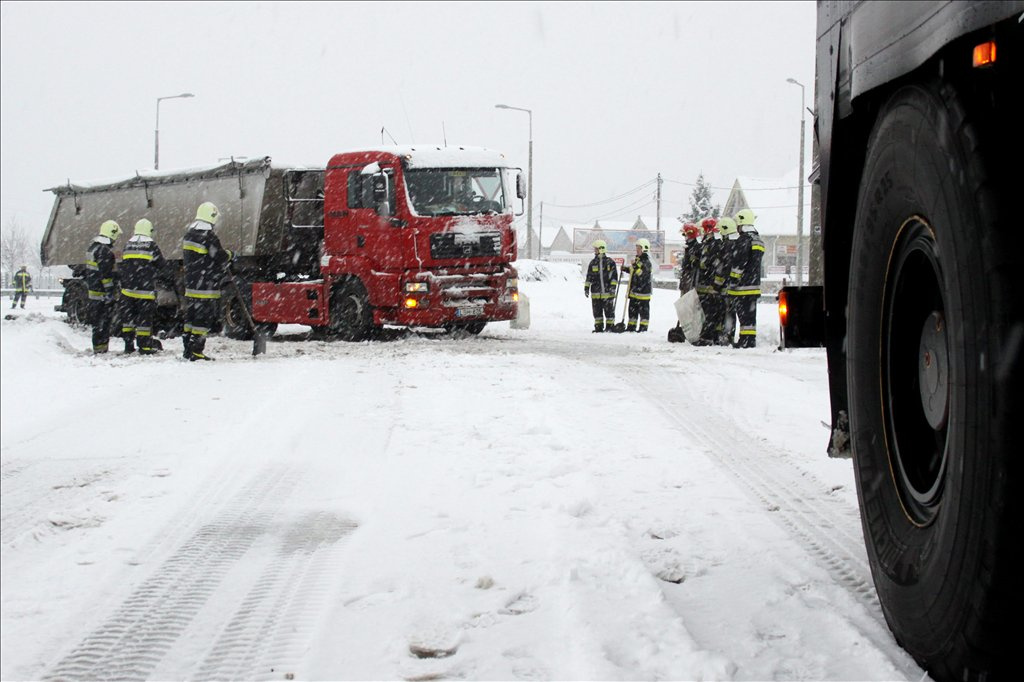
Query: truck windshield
405 168 507 217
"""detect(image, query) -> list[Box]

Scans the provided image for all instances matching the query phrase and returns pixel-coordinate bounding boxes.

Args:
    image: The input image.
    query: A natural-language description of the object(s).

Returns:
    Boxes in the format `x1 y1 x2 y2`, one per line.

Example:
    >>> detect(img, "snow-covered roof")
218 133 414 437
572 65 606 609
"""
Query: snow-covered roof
720 169 810 236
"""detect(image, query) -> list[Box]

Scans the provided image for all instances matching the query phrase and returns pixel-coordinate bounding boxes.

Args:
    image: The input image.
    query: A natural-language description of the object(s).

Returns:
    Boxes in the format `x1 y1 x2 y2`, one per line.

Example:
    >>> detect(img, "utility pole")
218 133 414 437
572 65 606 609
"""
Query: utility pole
787 78 807 287
539 201 544 261
656 173 663 262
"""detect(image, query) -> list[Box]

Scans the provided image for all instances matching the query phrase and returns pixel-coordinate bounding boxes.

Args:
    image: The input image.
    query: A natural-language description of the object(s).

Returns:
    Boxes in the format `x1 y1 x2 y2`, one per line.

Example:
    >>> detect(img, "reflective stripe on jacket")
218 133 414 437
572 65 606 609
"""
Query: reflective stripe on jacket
727 230 765 296
120 235 166 299
627 252 653 298
585 254 619 299
182 220 232 300
85 236 116 301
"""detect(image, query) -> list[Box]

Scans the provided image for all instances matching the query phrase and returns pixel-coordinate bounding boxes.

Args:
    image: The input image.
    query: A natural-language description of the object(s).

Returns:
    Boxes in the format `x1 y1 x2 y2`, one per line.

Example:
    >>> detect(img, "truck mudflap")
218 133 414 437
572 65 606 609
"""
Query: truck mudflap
777 285 825 349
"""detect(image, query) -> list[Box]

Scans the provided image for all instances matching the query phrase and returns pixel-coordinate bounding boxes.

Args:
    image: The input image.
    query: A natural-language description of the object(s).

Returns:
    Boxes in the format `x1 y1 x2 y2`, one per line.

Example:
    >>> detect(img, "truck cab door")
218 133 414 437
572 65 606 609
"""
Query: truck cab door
343 165 407 270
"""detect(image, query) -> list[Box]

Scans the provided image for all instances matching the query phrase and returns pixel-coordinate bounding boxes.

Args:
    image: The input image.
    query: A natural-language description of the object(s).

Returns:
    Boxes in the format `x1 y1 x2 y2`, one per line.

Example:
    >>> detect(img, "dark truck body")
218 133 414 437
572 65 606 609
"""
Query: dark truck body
783 2 1023 679
41 147 522 339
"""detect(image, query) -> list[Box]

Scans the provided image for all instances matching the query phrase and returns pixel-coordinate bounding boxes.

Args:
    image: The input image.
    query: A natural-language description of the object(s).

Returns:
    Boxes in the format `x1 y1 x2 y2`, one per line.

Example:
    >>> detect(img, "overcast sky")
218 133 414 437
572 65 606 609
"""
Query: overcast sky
0 1 816 242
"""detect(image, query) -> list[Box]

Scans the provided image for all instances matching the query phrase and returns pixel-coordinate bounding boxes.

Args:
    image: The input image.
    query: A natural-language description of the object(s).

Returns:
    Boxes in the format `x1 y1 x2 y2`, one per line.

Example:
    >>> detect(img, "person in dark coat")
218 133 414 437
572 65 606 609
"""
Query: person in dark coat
584 239 619 332
11 265 32 309
85 220 121 354
727 209 766 348
716 217 741 345
625 238 653 332
182 202 233 361
694 218 724 345
116 218 166 354
678 223 701 295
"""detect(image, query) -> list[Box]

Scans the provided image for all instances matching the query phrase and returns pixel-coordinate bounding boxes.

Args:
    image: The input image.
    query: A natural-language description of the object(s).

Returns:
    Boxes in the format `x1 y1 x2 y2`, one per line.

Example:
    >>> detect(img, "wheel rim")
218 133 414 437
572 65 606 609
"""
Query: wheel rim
882 217 950 525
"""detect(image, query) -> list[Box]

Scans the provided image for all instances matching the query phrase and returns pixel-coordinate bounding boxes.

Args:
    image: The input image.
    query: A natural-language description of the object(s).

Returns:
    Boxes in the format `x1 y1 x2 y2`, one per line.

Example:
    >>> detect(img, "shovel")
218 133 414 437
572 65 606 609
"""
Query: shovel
227 275 267 356
609 268 632 333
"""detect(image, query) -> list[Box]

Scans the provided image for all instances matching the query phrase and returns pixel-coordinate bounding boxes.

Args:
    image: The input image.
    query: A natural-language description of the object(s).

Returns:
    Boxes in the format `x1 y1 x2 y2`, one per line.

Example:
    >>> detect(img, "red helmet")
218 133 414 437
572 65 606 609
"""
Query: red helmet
682 223 700 239
701 217 718 234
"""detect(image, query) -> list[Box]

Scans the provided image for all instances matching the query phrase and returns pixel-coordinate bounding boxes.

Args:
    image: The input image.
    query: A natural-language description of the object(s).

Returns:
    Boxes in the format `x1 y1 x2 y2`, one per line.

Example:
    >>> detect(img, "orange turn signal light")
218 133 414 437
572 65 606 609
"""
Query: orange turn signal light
973 41 997 68
778 292 789 327
403 297 419 309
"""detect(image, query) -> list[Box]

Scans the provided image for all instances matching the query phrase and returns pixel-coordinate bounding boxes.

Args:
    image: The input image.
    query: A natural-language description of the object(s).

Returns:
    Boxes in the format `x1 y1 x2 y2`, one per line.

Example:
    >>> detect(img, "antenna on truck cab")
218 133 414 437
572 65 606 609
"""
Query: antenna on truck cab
381 127 398 145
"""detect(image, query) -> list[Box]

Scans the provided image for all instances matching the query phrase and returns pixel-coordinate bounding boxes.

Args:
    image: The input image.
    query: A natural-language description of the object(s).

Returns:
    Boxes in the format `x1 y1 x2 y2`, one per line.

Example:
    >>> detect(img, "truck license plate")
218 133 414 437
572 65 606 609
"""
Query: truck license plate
456 304 484 318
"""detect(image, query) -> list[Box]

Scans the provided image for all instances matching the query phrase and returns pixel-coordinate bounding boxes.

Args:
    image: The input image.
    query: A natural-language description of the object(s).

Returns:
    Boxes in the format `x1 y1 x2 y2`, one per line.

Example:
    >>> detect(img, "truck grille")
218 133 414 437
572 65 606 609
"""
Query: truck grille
430 232 501 260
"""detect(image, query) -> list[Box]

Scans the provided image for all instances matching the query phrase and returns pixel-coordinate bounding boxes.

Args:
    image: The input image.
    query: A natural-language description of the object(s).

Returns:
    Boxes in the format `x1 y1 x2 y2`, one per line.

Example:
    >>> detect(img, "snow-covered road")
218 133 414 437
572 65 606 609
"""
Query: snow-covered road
1 266 926 681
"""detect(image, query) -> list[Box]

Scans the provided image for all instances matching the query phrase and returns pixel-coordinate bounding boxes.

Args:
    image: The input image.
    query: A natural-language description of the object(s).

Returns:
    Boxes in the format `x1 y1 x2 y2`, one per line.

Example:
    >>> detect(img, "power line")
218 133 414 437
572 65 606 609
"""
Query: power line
589 195 655 223
663 177 811 191
543 179 656 209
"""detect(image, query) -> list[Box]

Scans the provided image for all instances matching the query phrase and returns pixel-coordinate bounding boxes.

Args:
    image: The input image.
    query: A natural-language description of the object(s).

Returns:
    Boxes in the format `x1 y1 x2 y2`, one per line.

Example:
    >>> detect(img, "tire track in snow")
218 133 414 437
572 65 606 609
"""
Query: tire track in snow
44 466 301 682
636 367 884 621
189 511 358 681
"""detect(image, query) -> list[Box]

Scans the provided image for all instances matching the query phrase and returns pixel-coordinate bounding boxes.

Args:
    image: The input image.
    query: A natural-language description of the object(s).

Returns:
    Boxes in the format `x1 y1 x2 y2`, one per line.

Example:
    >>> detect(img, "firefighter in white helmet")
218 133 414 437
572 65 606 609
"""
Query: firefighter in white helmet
625 238 653 332
85 220 121 353
726 208 765 348
116 218 167 354
182 202 233 361
584 239 619 332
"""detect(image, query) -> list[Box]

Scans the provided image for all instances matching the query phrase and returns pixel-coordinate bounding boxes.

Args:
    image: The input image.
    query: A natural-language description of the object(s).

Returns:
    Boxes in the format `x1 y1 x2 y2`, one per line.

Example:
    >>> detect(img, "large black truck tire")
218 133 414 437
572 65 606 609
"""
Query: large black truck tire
329 279 374 342
846 81 1020 681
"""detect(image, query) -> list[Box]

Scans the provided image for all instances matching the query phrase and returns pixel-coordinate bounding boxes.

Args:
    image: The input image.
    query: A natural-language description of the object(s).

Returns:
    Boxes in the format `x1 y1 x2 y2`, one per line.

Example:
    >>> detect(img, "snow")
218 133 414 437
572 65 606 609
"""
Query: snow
1 269 926 681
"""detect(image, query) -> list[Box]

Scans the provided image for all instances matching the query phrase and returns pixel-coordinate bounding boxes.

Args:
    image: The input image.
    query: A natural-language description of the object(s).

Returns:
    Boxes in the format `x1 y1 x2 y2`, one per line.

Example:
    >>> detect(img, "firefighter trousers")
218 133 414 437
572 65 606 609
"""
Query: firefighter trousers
697 291 723 342
183 297 219 358
117 296 158 351
734 295 758 348
591 296 615 330
90 299 114 353
626 297 650 332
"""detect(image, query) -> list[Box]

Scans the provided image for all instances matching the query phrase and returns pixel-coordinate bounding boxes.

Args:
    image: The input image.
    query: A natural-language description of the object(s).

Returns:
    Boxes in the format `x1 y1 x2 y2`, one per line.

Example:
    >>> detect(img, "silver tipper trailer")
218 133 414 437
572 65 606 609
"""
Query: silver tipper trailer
41 157 325 333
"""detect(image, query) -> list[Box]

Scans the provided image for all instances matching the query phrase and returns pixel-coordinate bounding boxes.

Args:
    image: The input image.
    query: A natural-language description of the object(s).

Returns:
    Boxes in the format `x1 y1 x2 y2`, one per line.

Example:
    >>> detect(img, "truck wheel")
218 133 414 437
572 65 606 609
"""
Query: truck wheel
222 292 254 340
330 280 373 342
846 81 1018 680
62 282 90 326
445 321 486 336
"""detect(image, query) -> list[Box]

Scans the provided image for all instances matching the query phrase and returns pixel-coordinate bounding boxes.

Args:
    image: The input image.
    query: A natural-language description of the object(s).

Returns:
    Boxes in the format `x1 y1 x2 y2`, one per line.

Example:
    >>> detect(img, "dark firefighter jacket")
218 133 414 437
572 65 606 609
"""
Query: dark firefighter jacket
85 236 116 302
696 237 724 294
585 254 619 299
183 220 233 299
120 235 166 300
727 230 765 296
714 238 738 292
626 252 653 299
679 238 701 292
13 269 32 292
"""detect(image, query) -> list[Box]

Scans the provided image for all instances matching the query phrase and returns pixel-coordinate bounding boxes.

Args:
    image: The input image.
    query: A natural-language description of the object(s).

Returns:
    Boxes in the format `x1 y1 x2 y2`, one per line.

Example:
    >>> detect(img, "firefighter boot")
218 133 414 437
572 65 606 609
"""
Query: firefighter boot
123 335 135 355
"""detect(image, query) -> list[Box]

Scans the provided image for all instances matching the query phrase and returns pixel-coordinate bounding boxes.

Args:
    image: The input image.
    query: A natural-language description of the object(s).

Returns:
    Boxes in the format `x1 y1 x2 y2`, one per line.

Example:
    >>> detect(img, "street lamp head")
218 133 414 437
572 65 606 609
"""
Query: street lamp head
786 77 798 84
495 104 510 109
179 92 195 98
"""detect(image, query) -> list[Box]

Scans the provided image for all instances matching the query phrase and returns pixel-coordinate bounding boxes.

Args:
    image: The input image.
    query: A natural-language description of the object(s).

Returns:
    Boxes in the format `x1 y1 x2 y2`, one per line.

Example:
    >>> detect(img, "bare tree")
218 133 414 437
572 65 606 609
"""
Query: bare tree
1 216 31 287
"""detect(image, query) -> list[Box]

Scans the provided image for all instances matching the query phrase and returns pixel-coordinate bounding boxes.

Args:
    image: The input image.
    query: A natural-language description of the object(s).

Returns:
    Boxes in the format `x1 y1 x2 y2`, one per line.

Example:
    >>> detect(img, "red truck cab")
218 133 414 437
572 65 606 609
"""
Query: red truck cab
251 146 522 339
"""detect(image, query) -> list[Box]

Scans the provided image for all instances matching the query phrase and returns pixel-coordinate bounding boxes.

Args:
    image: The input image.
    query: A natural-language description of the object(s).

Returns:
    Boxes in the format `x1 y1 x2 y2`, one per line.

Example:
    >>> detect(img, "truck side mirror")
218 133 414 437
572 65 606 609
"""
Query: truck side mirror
516 172 527 200
372 172 392 217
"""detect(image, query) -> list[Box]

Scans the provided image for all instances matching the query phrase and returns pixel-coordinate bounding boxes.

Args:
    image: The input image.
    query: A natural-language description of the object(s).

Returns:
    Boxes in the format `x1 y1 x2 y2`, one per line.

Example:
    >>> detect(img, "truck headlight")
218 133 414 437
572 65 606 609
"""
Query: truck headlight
405 282 429 293
507 278 518 288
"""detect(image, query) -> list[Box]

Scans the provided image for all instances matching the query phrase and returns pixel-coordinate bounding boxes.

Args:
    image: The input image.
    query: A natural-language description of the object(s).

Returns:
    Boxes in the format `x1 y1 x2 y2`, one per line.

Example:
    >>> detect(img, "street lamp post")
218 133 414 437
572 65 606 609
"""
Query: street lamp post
786 78 806 287
495 104 533 259
155 92 195 170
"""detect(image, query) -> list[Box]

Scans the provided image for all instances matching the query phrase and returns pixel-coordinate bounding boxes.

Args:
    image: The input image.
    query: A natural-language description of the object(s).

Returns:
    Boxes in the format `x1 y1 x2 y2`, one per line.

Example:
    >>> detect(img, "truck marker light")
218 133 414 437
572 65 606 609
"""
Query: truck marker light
512 291 519 303
404 297 421 309
778 292 789 327
973 41 997 68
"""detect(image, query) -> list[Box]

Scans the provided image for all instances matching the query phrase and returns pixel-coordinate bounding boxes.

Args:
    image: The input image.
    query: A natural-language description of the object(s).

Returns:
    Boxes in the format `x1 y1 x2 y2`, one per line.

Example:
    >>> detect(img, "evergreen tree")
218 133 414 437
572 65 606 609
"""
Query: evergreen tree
680 173 721 223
